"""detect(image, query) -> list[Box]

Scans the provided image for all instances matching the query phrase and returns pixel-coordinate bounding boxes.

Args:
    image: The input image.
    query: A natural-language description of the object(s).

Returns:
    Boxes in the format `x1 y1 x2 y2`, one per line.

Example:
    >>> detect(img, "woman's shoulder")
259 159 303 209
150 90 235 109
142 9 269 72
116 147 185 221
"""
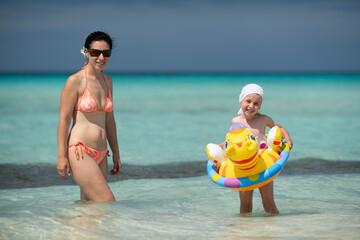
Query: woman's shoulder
62 71 84 93
103 73 113 85
66 71 83 86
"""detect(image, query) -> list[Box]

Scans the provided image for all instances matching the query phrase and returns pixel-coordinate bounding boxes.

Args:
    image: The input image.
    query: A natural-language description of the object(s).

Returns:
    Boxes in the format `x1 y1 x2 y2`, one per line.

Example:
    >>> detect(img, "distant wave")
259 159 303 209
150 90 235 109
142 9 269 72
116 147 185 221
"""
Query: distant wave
0 158 359 189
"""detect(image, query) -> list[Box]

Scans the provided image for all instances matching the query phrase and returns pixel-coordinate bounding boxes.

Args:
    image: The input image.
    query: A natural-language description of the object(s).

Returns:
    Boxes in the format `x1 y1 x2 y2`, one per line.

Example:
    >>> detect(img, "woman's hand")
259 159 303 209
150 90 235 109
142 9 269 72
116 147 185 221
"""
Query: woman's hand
57 157 71 181
110 155 121 175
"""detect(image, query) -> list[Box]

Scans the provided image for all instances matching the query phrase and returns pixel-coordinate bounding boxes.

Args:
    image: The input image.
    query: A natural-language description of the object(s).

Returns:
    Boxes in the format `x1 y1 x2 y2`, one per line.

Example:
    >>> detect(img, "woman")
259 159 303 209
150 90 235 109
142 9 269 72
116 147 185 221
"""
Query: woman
57 31 121 202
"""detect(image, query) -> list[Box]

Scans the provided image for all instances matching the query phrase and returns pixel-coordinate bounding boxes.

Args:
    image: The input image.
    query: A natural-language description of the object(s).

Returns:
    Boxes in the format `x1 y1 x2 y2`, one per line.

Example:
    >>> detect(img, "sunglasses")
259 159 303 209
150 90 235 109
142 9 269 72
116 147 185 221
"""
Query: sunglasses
88 48 112 57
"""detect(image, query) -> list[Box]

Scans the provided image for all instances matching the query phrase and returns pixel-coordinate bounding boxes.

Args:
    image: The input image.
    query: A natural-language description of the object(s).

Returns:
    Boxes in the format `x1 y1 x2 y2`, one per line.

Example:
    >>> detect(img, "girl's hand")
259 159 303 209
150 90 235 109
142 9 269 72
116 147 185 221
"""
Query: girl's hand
283 137 293 149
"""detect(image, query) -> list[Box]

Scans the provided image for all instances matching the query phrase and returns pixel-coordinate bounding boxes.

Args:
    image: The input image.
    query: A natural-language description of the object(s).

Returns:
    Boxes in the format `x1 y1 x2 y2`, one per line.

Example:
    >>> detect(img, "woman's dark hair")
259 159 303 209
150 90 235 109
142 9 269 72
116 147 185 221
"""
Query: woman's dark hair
84 31 113 49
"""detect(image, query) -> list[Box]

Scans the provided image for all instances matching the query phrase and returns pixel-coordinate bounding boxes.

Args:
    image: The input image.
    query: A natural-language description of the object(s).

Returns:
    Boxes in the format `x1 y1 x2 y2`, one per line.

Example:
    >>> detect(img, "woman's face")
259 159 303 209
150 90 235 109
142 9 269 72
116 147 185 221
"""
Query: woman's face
86 40 111 71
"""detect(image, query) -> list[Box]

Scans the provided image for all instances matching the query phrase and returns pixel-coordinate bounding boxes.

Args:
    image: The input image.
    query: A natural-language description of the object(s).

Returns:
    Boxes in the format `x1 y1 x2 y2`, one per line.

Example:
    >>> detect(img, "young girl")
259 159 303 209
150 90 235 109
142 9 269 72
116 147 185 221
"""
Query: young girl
220 83 293 214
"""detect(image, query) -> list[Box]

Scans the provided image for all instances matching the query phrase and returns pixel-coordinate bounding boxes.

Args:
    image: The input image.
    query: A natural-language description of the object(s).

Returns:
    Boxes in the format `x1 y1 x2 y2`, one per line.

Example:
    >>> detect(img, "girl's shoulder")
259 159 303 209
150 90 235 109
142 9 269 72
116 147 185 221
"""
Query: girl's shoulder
231 114 273 125
231 115 242 124
258 113 271 120
257 114 275 126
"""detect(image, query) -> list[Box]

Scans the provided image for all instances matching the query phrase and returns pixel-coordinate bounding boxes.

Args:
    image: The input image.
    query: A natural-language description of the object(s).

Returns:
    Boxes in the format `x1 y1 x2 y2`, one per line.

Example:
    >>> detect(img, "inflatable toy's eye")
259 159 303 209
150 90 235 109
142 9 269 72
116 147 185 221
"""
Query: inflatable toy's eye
225 140 229 149
249 134 255 141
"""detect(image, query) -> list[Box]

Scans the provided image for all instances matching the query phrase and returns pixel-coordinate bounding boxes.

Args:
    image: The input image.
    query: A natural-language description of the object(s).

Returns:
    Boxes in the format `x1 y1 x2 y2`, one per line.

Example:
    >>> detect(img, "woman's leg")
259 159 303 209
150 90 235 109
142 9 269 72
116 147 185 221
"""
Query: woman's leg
80 188 90 201
239 190 254 214
68 148 115 203
259 181 279 214
98 155 116 200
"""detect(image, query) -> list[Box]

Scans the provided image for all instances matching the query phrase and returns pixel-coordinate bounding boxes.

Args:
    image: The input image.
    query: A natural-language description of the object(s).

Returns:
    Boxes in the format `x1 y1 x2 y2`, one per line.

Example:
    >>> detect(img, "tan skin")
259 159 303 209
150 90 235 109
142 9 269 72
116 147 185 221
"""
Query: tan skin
219 93 293 215
57 40 121 202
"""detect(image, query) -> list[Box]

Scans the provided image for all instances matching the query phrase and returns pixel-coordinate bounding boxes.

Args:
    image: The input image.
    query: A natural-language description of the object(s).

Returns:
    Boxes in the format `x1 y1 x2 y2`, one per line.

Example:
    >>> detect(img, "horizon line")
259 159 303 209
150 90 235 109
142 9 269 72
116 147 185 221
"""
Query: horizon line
1 69 360 75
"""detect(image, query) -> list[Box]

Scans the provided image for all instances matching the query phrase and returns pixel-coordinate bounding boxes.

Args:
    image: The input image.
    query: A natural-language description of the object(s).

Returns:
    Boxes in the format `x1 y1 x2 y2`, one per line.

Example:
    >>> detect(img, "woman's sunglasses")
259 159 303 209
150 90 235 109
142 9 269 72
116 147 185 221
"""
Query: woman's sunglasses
88 48 112 57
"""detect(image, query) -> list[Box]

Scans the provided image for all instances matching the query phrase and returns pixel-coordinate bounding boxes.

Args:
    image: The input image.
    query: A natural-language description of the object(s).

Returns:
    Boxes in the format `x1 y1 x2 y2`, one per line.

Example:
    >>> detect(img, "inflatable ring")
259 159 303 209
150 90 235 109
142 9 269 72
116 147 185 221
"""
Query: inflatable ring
207 143 290 191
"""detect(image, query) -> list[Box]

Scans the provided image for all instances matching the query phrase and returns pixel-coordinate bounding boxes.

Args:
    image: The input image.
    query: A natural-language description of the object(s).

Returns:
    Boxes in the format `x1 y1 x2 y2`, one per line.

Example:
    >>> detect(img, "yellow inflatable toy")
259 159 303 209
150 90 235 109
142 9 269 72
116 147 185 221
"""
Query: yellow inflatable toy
206 122 290 191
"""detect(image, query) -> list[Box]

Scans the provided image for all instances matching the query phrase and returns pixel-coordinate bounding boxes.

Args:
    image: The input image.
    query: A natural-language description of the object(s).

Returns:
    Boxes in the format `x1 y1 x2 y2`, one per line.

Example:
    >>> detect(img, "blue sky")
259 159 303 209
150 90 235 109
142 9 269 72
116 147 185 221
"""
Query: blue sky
1 0 360 72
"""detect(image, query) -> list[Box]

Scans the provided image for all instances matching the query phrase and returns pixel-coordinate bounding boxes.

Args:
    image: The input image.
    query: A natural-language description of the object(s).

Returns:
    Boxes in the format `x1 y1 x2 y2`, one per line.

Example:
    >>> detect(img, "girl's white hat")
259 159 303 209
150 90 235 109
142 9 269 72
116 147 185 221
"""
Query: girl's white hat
237 83 264 115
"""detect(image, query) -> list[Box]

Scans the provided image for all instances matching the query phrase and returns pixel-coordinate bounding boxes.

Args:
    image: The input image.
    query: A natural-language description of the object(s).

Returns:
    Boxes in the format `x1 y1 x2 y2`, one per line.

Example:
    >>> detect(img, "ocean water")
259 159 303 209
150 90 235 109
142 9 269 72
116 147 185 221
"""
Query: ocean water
0 73 359 239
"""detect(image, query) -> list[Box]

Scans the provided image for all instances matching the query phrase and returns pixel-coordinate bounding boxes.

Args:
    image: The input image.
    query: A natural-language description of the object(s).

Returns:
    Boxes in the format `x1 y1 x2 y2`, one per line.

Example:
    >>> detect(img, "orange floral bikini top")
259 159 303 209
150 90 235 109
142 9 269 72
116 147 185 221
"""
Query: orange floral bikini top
74 68 113 113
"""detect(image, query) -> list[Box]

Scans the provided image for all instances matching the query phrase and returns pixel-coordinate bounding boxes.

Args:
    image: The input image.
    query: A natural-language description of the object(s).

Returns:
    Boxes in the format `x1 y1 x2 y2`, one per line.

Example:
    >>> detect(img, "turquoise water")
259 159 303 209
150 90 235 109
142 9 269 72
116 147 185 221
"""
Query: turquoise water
0 74 360 239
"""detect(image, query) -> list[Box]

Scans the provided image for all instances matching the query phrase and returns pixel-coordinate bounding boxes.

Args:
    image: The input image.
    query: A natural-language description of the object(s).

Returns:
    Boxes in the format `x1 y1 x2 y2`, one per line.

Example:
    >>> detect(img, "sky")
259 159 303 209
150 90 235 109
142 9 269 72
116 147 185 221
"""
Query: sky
1 0 360 73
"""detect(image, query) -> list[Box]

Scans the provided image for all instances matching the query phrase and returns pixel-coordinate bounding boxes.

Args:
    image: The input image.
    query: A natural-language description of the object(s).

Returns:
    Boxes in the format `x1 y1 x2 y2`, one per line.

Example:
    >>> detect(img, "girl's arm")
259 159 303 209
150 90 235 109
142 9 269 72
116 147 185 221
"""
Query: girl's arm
57 75 79 180
218 141 225 149
217 117 239 149
264 115 293 149
274 122 293 149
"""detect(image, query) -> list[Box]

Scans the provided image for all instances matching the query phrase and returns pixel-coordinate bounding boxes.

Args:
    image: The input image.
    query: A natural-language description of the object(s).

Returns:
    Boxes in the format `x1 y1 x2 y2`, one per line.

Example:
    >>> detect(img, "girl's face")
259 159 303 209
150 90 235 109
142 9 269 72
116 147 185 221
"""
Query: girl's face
241 93 262 117
85 40 111 71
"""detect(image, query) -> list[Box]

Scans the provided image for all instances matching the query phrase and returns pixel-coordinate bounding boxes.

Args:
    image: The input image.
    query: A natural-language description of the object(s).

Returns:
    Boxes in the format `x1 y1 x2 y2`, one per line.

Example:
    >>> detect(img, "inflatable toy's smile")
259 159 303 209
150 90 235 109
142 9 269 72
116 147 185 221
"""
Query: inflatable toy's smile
227 151 258 168
225 138 258 166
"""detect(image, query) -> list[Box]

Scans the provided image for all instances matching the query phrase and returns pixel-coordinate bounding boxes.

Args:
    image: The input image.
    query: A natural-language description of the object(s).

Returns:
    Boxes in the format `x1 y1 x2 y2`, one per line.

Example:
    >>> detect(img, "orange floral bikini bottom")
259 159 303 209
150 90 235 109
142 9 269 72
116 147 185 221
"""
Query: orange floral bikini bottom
67 141 110 165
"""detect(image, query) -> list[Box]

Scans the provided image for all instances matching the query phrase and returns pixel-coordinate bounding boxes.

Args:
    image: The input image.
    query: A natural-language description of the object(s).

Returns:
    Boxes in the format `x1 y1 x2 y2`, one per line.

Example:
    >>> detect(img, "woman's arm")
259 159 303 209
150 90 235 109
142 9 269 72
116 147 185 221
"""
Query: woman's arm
105 76 121 175
57 75 79 180
106 112 121 175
